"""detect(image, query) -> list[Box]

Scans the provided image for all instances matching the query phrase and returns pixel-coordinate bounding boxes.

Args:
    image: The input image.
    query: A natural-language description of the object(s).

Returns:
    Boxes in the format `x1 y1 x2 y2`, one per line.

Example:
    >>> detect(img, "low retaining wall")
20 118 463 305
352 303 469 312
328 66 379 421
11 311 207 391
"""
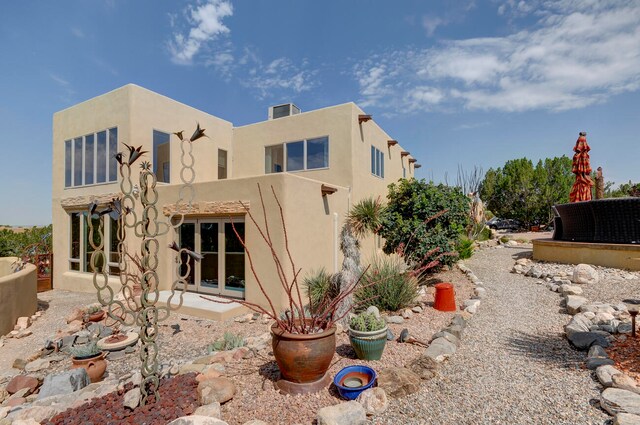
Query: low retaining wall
533 239 640 271
0 257 37 335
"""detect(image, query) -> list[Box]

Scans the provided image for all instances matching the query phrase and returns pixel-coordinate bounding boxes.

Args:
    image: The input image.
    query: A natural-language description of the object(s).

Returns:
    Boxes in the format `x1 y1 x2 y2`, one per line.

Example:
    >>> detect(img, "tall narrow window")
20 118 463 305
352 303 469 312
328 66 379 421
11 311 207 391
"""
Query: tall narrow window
69 213 81 271
64 140 72 187
225 222 245 292
265 145 284 174
371 146 384 178
285 141 304 171
84 134 94 185
200 222 219 288
96 131 107 183
307 137 329 169
73 137 83 186
108 128 118 182
153 130 170 183
218 149 227 179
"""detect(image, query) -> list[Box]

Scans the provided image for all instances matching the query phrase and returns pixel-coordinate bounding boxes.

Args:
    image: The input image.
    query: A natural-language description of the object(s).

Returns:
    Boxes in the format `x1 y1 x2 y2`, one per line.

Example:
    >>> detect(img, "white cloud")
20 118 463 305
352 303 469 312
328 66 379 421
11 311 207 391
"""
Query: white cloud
168 0 233 65
242 56 316 99
422 16 445 36
355 1 640 113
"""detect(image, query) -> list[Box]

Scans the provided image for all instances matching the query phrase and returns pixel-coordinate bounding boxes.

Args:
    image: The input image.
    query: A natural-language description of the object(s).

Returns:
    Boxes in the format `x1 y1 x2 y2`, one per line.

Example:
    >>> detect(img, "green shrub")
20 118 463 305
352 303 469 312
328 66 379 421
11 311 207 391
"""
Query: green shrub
349 311 386 332
85 304 102 315
303 268 339 311
208 332 246 353
356 255 418 312
500 236 510 244
455 237 474 260
379 179 470 269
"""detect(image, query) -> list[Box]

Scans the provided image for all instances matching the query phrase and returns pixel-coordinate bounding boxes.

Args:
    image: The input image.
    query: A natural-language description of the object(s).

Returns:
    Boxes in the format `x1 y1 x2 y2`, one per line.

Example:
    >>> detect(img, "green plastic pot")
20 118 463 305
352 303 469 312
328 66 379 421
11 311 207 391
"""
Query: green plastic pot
348 326 388 360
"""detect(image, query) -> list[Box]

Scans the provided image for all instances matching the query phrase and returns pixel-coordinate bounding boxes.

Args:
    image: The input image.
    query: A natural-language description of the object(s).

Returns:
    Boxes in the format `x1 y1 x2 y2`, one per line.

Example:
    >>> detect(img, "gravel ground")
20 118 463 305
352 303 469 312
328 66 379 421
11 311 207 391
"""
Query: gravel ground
375 246 609 425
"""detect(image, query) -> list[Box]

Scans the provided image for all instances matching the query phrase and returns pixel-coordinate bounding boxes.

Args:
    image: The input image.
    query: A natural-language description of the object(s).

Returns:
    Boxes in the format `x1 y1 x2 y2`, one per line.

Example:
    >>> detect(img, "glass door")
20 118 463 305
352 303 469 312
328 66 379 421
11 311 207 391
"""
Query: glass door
175 218 245 299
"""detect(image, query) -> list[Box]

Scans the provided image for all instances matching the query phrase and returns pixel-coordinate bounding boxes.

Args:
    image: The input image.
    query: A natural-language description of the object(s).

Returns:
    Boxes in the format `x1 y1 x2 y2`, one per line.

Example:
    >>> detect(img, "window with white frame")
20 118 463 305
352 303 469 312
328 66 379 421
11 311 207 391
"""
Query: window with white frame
69 212 120 275
64 128 118 188
265 136 329 174
218 149 227 179
371 145 384 178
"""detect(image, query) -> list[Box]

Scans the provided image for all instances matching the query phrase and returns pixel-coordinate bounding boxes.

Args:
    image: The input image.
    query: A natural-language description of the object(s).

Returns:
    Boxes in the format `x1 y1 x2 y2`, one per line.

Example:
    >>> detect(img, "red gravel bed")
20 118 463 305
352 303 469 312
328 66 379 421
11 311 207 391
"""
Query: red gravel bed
43 373 199 425
606 335 640 384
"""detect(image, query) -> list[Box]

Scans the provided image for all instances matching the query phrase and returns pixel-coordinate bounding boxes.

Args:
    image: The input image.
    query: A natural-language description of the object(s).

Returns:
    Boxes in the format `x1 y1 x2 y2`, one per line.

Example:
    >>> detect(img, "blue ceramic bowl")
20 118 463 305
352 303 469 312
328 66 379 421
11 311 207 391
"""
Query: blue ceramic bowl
333 365 377 400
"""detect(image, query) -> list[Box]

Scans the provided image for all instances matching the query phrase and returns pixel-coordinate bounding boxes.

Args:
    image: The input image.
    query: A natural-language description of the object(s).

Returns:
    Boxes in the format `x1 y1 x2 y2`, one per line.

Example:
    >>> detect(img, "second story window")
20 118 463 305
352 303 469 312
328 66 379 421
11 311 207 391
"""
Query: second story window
218 149 227 179
64 127 118 188
265 136 329 174
153 130 170 183
371 146 384 178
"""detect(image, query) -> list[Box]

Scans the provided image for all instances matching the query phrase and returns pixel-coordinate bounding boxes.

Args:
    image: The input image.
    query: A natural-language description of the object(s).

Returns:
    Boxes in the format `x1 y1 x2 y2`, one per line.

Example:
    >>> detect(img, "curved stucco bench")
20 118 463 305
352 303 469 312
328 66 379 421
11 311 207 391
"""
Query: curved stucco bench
0 257 37 336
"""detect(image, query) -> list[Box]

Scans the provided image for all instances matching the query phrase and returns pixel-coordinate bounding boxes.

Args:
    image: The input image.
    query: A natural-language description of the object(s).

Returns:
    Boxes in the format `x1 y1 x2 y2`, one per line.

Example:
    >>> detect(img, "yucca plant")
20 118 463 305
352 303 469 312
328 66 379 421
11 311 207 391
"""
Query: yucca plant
356 254 418 313
303 268 339 312
347 196 385 239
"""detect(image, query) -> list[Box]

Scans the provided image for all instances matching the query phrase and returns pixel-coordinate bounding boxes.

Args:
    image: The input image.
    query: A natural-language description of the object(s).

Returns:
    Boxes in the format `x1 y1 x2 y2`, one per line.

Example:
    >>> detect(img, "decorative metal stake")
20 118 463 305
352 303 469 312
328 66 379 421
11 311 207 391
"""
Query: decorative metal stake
89 125 206 405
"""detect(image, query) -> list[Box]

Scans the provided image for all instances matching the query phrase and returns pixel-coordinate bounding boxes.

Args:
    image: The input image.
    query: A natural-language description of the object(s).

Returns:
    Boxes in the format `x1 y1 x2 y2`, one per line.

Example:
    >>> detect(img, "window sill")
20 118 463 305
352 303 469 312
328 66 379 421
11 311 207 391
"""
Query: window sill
64 180 118 190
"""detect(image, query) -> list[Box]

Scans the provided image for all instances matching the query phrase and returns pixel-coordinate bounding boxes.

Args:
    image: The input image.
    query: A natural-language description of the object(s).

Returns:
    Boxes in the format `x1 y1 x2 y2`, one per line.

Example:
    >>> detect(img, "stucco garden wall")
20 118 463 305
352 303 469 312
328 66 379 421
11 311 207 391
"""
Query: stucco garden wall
0 257 37 336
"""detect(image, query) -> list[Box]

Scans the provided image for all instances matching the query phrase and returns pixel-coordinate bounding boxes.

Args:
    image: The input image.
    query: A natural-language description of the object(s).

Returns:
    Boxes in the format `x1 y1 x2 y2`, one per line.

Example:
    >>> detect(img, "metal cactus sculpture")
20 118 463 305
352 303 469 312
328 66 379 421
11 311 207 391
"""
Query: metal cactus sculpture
88 124 207 405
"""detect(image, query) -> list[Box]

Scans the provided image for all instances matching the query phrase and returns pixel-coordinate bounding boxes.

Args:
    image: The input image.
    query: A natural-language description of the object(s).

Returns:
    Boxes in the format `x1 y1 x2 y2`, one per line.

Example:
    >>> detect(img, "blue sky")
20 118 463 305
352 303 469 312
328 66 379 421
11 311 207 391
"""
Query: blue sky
0 0 638 225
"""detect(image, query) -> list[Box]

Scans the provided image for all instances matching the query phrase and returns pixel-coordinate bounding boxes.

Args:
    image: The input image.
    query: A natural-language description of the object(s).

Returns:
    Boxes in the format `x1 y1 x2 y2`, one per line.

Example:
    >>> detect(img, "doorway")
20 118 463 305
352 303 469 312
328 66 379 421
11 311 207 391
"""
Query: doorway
177 218 245 298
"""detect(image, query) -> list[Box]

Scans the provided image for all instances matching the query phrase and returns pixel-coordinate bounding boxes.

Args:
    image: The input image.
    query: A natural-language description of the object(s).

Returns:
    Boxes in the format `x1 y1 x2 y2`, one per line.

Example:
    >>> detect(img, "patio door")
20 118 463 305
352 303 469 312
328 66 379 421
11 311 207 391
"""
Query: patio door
177 218 245 298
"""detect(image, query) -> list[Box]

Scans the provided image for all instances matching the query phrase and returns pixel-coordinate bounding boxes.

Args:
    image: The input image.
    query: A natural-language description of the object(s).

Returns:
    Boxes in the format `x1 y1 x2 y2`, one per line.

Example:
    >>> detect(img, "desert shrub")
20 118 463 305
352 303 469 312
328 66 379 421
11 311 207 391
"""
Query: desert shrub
208 332 246 353
455 237 474 260
500 236 510 244
355 255 418 312
303 268 339 312
379 179 470 269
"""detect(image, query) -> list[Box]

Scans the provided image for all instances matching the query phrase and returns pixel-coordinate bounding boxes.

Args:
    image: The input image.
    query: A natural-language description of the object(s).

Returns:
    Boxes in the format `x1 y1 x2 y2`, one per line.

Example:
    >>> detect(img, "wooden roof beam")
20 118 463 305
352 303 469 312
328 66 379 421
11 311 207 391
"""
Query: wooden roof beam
387 140 398 147
400 151 410 157
358 114 372 124
321 184 337 196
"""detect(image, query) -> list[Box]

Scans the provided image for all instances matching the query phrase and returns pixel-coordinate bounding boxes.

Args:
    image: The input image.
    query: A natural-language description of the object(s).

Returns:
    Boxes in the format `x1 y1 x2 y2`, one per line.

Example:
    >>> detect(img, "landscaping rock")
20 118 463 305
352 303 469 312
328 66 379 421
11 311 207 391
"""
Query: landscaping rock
317 401 366 425
474 287 487 298
407 355 439 380
386 329 395 341
565 313 593 336
194 401 222 419
366 305 381 318
402 309 413 319
15 317 31 331
65 308 84 324
12 358 28 370
25 359 50 373
613 374 640 395
197 377 236 404
38 369 90 399
167 416 228 425
574 264 599 284
123 388 140 410
597 365 623 387
8 406 58 423
356 387 388 416
567 332 610 350
10 419 40 425
6 375 39 395
424 337 456 362
377 367 421 398
566 296 589 315
386 316 404 324
586 357 615 370
560 285 583 296
411 306 423 314
0 389 7 404
615 413 640 425
601 388 640 415
180 363 207 374
444 324 465 339
242 421 268 425
431 330 459 346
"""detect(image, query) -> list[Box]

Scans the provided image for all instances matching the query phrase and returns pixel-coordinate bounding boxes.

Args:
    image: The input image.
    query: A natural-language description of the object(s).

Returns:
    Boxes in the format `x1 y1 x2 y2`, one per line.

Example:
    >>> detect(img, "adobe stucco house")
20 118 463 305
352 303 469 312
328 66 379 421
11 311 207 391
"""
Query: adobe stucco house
52 84 420 319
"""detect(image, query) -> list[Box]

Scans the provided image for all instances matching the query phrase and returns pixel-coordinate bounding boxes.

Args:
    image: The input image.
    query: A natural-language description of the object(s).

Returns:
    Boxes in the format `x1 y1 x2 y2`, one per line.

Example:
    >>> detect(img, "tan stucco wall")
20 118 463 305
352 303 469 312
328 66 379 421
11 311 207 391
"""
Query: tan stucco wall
156 173 351 312
533 239 640 271
0 258 37 336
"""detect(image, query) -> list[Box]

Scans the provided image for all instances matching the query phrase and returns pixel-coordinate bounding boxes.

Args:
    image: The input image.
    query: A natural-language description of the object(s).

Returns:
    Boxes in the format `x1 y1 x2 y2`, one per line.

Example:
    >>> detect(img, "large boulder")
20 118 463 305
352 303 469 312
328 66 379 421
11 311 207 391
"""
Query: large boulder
567 332 610 350
597 365 623 387
38 369 90 400
316 401 366 425
574 264 599 284
602 388 640 415
377 367 421 398
407 355 439 380
6 376 39 395
565 313 593 337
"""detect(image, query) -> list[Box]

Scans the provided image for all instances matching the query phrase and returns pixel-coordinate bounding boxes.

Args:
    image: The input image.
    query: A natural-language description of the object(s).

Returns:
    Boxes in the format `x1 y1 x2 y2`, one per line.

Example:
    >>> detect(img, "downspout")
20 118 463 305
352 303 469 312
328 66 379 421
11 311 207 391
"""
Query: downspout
333 212 339 273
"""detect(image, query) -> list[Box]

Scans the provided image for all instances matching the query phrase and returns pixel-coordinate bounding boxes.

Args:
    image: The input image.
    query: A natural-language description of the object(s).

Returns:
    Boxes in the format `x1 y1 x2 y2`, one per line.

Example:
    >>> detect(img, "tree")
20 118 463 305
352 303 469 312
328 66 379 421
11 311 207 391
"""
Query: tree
379 179 470 269
480 156 573 226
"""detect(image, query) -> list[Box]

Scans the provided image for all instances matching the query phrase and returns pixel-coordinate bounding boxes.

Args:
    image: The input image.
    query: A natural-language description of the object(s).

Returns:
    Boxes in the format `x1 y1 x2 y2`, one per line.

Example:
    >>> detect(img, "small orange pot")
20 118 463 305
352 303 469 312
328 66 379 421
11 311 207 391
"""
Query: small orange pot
71 352 107 383
434 283 456 312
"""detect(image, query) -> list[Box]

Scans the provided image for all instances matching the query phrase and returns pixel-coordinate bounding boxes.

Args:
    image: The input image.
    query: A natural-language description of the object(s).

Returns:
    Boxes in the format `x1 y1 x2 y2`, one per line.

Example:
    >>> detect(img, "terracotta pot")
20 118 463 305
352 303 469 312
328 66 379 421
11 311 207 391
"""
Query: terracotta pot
71 352 107 383
88 311 105 322
271 322 336 384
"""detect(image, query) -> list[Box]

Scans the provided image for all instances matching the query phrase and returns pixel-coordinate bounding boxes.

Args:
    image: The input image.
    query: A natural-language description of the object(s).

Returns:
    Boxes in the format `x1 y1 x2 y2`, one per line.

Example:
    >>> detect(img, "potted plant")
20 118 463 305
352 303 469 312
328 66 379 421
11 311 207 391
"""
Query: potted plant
202 185 365 395
85 304 105 322
348 311 388 360
70 341 108 383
